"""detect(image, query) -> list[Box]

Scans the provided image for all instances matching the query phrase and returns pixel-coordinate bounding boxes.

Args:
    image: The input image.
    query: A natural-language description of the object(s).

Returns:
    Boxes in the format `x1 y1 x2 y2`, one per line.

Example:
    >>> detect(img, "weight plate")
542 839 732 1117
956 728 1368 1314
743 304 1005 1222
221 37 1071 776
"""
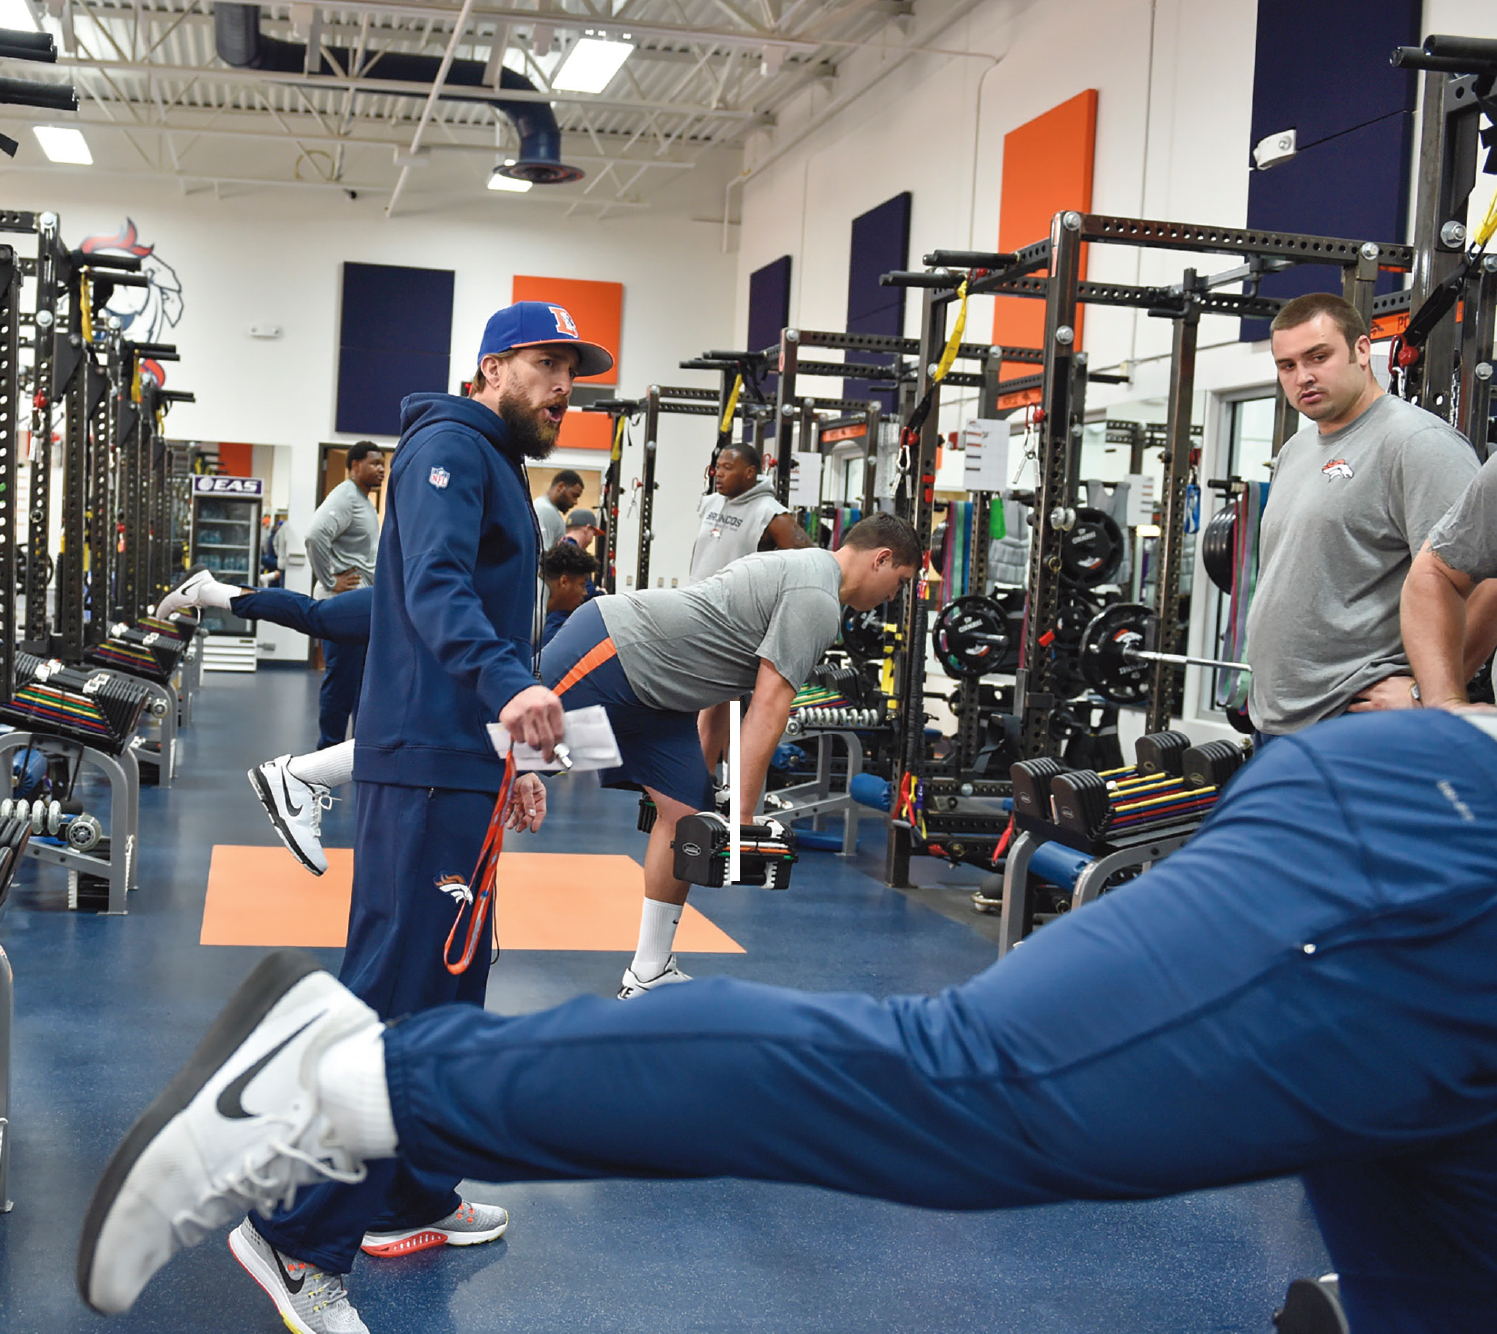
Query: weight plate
1079 601 1154 705
932 595 1019 680
1061 507 1125 587
840 603 888 663
1202 507 1236 594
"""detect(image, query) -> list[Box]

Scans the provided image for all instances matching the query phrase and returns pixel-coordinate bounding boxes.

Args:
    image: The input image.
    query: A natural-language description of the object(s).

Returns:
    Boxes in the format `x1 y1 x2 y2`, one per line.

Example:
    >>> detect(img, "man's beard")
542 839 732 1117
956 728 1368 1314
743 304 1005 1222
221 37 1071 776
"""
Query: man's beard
497 391 561 460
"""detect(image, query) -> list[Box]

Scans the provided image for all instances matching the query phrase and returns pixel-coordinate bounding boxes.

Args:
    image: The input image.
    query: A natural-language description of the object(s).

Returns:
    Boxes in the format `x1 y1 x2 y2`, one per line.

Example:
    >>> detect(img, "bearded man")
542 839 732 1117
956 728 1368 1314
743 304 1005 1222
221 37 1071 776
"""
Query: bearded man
224 302 611 1334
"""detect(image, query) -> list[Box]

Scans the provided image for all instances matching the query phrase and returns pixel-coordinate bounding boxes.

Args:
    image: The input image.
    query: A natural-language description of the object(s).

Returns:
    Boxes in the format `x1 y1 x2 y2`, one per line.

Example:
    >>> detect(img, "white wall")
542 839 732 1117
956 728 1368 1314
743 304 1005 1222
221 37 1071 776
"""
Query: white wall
6 170 737 656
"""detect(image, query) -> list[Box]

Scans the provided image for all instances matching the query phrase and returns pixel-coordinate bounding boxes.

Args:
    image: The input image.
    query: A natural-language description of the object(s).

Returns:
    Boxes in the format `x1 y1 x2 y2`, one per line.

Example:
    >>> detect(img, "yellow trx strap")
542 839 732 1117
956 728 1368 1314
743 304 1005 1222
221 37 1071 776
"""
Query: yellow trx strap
719 373 743 434
933 278 969 383
80 275 93 344
131 362 142 403
1476 190 1497 251
611 414 625 461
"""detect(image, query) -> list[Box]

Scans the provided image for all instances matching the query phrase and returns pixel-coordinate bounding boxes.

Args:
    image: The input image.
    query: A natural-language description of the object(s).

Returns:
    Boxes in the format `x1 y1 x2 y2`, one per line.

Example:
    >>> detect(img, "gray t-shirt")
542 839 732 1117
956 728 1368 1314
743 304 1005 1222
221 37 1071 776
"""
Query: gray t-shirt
1246 394 1478 733
1427 453 1497 580
598 548 843 712
688 482 789 584
534 495 566 551
304 479 379 600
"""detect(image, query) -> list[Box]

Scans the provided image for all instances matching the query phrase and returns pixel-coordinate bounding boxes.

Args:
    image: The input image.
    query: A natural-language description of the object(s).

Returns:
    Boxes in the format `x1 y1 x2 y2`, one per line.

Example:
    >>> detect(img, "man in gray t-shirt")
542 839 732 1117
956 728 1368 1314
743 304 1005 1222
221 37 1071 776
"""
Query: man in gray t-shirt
1245 293 1478 735
1401 457 1497 709
540 514 921 999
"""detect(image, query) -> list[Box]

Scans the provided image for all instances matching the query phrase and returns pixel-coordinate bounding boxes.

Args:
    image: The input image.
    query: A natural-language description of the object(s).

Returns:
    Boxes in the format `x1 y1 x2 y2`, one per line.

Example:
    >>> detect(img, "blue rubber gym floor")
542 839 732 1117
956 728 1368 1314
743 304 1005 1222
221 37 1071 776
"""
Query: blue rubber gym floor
0 667 1329 1333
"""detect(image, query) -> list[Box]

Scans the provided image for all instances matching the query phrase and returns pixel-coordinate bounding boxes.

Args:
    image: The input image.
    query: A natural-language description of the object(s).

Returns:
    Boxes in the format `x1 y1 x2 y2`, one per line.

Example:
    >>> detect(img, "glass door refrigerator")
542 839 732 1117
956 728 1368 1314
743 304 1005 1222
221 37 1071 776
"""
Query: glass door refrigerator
189 476 263 670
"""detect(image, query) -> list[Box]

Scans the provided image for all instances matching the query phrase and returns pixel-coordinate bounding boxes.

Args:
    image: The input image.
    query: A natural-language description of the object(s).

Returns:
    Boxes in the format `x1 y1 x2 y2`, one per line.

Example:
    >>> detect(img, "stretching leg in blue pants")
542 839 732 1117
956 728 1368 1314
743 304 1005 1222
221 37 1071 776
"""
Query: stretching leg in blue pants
223 587 375 865
230 586 373 645
81 712 1497 1333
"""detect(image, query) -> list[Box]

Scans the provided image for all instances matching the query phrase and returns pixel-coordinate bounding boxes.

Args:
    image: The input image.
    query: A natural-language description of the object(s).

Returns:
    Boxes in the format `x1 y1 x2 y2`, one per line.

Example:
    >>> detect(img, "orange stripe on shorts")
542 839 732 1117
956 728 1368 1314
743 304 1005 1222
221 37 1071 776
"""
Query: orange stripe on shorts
555 638 618 697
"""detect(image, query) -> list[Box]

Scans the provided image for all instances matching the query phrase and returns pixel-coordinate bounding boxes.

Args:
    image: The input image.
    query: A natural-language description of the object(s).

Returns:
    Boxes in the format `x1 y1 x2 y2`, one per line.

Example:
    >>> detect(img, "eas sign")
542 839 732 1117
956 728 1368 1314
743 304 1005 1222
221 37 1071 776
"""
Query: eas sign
192 476 264 497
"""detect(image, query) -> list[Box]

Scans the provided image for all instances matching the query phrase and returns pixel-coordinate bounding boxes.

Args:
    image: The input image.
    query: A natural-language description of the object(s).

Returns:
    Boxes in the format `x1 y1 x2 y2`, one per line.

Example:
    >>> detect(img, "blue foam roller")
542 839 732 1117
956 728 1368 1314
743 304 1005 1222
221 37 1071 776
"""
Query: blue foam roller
849 772 892 811
792 825 849 852
1027 839 1090 890
12 748 47 800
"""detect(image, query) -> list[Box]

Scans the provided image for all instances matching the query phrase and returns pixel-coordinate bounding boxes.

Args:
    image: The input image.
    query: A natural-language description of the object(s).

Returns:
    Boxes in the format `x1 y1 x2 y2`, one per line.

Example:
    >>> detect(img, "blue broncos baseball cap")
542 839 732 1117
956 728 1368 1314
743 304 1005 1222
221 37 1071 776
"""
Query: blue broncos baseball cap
478 301 615 378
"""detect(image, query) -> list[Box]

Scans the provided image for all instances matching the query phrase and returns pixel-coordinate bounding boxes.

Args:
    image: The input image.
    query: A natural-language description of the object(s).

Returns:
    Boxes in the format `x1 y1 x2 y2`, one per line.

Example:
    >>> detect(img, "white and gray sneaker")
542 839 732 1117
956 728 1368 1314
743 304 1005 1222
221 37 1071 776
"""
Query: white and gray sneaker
250 756 331 876
361 1200 510 1257
229 1220 368 1334
618 955 693 1000
76 950 380 1316
153 567 240 620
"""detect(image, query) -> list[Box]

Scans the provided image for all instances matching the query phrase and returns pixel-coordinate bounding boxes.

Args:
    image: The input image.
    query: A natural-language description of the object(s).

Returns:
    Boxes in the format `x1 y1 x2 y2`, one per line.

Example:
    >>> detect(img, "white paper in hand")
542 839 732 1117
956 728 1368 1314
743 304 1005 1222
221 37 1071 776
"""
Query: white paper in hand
487 705 622 773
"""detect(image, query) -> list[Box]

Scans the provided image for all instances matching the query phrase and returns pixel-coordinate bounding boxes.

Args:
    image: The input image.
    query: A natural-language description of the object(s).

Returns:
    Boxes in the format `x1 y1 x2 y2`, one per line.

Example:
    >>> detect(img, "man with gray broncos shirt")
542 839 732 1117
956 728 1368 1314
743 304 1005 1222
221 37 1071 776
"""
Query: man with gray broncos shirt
1245 292 1478 736
540 514 921 998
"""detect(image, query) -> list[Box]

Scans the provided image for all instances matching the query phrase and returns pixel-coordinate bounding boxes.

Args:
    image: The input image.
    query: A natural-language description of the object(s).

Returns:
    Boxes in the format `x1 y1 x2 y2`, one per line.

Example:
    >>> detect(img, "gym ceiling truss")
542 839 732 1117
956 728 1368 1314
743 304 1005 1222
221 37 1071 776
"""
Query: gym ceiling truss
1 0 928 212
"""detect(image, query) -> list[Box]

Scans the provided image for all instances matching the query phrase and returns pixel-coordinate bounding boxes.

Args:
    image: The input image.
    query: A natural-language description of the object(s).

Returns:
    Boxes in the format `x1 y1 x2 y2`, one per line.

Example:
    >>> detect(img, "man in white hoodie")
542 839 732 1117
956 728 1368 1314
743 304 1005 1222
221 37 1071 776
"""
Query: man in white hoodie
688 443 811 584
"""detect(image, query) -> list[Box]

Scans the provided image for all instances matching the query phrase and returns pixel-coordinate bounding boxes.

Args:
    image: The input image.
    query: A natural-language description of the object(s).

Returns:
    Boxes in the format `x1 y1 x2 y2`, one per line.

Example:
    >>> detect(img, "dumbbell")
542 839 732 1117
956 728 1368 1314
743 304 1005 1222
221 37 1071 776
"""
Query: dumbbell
64 813 103 851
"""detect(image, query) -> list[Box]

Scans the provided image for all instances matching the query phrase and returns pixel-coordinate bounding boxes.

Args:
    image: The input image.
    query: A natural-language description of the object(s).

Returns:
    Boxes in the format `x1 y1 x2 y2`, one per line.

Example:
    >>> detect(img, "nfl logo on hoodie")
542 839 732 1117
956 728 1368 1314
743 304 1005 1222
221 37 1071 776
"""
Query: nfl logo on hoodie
429 466 450 489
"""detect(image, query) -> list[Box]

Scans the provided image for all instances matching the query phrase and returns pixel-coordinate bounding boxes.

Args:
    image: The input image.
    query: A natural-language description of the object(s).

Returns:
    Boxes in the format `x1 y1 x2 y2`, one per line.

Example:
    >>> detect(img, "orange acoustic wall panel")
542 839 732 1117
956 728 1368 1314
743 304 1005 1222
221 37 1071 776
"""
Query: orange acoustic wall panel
992 90 1098 389
217 442 255 476
512 274 622 450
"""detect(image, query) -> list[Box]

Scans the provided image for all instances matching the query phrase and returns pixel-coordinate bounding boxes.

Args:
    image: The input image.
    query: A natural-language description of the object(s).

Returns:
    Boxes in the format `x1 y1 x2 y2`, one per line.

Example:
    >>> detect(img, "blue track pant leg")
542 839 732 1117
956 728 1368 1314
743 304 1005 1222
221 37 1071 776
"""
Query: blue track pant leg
256 782 497 1273
317 638 366 749
379 714 1497 1334
230 586 373 644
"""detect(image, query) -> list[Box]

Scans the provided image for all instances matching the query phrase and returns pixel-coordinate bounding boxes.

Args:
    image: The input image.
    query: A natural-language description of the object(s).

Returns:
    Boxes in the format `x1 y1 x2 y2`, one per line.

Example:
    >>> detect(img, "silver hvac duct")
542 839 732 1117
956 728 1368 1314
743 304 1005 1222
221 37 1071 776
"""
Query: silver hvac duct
213 2 584 183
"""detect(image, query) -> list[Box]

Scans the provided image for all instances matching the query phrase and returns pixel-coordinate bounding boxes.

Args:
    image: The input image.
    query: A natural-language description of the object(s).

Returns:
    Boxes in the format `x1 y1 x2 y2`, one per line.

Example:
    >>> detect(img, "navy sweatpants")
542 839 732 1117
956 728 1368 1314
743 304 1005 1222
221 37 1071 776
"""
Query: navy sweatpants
377 712 1497 1334
256 780 497 1273
231 586 373 645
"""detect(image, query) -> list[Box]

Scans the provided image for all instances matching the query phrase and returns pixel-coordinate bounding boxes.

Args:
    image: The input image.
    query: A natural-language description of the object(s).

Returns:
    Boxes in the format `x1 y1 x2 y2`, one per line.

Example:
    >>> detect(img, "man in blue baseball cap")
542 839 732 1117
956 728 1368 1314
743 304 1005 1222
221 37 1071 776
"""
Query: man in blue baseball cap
222 301 611 1334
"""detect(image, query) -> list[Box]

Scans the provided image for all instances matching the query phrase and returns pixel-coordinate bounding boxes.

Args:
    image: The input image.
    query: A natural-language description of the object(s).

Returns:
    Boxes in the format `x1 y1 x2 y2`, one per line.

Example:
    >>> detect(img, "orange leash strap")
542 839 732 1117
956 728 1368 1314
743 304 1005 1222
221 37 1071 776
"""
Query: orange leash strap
444 754 516 975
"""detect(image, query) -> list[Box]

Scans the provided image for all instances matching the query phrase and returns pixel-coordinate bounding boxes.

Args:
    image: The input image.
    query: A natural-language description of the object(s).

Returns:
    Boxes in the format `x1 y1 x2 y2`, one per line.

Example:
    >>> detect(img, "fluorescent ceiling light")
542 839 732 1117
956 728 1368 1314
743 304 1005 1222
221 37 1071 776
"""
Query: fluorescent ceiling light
0 0 39 31
488 169 532 193
33 126 92 165
552 35 634 94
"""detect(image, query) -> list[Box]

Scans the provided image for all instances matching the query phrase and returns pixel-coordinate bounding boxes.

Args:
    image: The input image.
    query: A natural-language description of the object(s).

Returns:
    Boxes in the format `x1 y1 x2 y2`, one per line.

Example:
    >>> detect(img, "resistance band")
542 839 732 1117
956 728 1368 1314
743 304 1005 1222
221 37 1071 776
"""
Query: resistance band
895 277 970 505
719 373 743 435
444 753 517 975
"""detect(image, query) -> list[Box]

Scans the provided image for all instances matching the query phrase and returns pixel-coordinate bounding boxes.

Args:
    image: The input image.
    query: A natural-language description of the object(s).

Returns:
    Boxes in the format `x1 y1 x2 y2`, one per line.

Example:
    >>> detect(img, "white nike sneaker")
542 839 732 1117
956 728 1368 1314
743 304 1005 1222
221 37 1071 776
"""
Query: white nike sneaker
77 950 380 1316
618 955 693 1000
229 1220 369 1334
153 567 240 620
250 756 331 876
361 1199 510 1257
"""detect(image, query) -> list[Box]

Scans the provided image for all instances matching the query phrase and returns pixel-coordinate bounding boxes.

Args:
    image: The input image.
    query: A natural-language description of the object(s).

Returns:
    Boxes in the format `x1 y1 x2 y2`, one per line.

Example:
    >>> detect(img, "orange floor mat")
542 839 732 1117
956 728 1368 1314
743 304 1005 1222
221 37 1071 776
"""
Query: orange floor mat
200 846 744 953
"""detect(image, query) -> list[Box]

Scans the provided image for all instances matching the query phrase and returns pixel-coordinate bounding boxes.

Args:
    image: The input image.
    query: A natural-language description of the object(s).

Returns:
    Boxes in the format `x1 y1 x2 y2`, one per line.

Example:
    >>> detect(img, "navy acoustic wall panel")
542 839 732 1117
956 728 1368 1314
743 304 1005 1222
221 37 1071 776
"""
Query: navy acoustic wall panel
845 192 912 407
748 255 792 356
1242 0 1419 339
337 262 455 437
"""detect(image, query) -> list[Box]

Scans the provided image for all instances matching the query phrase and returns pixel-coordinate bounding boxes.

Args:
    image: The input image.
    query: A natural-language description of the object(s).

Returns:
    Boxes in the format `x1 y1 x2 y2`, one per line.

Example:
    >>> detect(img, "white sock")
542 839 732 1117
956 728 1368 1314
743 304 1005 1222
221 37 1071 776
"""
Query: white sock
316 1022 398 1159
287 741 355 789
631 898 682 979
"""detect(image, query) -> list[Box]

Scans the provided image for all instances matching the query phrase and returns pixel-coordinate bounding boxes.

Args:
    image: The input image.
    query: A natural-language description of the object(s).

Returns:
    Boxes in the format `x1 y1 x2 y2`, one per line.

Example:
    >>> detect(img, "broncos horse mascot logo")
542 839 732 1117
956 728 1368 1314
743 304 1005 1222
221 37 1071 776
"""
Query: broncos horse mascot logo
78 219 184 387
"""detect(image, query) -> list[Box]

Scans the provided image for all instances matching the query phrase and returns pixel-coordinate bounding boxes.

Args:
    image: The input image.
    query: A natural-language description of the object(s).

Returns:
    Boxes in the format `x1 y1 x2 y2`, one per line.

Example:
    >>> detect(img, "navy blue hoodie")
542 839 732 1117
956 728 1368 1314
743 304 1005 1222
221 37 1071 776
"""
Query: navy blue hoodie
353 394 539 792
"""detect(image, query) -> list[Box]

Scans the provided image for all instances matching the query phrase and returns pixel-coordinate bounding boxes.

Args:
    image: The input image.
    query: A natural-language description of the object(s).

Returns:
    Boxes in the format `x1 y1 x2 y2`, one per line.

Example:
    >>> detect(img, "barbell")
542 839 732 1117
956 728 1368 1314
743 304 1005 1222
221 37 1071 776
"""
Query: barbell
1079 601 1250 705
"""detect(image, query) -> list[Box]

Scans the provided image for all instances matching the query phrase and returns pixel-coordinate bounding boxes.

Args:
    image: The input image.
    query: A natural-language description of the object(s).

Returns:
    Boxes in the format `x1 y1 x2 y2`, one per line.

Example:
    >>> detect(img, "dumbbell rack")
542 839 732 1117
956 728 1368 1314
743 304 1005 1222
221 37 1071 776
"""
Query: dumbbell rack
996 812 1200 957
0 734 138 915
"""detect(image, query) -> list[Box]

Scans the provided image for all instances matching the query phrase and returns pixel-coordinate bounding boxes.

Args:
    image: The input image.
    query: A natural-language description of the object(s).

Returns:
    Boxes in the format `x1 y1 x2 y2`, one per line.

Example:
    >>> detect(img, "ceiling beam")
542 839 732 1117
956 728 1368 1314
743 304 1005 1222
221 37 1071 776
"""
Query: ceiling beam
54 53 772 120
74 0 947 59
0 102 721 163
